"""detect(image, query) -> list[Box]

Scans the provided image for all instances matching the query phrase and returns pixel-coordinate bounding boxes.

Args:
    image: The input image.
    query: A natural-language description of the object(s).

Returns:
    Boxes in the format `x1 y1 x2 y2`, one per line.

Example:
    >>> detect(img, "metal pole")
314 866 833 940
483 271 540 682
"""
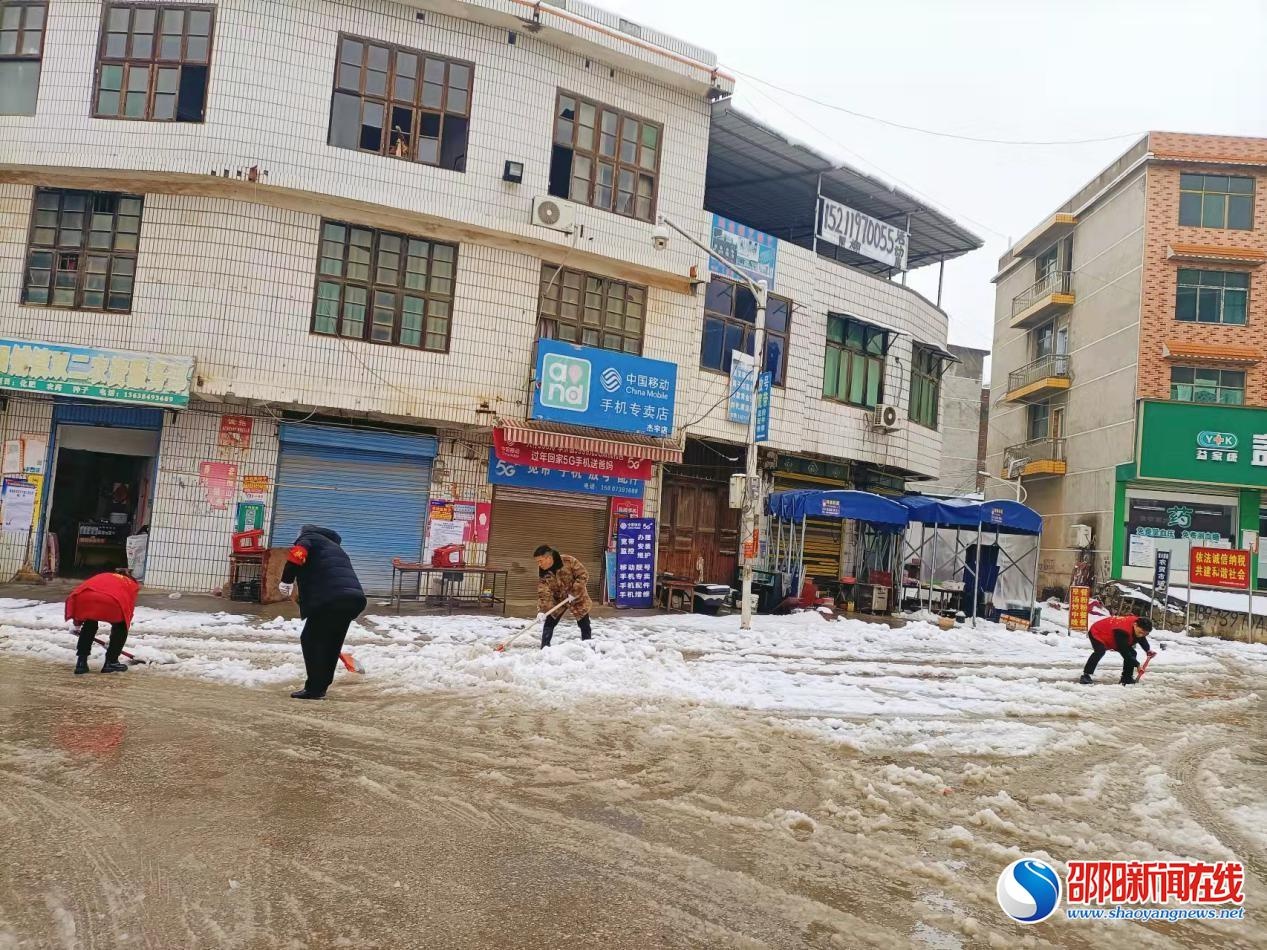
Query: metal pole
1248 583 1254 645
900 214 912 285
930 524 940 613
799 514 808 596
936 256 945 308
739 279 768 630
812 175 823 256
971 521 983 627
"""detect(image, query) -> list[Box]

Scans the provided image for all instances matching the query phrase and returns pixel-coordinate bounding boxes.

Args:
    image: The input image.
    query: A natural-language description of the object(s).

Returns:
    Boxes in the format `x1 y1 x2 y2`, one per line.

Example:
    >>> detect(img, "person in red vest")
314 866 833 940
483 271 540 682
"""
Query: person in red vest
65 568 141 675
1081 613 1155 685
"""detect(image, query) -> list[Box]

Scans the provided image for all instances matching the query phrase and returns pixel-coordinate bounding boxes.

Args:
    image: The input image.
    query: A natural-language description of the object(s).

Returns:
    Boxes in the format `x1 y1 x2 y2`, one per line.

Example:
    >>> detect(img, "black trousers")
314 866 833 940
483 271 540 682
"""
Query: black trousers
1083 631 1137 682
541 613 591 648
76 620 128 662
300 608 360 694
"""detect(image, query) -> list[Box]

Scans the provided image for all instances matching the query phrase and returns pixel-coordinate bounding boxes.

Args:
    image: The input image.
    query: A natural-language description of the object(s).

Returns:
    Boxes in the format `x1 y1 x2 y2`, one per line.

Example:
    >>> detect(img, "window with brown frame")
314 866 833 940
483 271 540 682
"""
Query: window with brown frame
312 220 457 352
538 265 645 355
548 92 660 221
93 3 214 122
0 1 47 115
328 34 472 172
22 188 143 312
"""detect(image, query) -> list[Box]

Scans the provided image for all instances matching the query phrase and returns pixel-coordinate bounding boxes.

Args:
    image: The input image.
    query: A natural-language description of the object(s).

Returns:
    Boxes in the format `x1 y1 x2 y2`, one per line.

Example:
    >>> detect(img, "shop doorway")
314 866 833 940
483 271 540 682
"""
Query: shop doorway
44 425 158 578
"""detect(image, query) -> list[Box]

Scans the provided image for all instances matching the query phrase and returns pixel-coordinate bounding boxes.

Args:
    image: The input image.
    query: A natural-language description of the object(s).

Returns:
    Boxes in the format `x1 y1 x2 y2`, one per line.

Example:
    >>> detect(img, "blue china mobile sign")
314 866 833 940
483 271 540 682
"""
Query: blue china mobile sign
615 518 656 608
531 339 676 438
708 214 778 289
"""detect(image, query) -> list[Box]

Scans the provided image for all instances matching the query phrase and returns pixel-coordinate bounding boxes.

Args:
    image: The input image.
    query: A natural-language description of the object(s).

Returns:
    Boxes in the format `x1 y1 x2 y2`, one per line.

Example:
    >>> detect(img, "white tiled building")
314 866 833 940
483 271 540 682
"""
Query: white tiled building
0 0 980 609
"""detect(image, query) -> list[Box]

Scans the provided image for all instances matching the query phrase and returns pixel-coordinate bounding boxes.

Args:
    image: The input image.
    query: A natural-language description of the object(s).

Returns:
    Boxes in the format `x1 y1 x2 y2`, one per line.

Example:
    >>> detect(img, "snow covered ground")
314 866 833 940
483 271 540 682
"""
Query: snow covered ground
2 600 1264 948
2 599 1264 760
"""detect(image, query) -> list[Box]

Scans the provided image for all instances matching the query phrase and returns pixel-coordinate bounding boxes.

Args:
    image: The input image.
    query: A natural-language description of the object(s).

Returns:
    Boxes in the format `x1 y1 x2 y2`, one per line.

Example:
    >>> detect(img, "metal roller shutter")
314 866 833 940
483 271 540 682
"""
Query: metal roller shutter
272 424 436 595
486 488 608 613
773 474 846 583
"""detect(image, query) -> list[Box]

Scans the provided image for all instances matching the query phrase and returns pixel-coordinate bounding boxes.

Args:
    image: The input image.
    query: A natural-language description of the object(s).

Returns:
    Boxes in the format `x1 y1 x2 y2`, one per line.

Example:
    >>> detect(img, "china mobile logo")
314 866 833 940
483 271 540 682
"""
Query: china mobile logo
1066 860 1244 906
540 353 591 413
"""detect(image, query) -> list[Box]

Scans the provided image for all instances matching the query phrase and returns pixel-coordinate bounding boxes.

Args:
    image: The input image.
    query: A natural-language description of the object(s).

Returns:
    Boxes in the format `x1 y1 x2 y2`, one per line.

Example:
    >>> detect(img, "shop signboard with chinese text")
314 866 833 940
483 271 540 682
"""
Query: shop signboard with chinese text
488 450 644 499
0 338 194 408
727 351 755 424
1069 585 1090 632
1153 550 1171 602
816 196 910 271
219 415 254 451
1189 547 1251 590
1126 497 1236 570
493 429 651 480
531 340 676 437
755 371 771 443
1136 401 1267 489
615 518 656 608
708 214 778 289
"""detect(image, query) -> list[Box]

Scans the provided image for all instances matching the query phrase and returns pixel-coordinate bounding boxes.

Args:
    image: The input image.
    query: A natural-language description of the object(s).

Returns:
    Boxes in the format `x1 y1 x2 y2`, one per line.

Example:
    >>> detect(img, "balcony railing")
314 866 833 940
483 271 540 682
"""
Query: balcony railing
1006 354 1071 396
1003 436 1067 477
1011 270 1072 318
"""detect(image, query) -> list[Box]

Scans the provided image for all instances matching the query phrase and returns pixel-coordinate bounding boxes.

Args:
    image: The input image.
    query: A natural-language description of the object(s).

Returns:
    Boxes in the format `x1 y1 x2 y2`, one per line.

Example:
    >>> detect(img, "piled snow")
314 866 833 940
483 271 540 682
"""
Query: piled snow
3 601 1265 757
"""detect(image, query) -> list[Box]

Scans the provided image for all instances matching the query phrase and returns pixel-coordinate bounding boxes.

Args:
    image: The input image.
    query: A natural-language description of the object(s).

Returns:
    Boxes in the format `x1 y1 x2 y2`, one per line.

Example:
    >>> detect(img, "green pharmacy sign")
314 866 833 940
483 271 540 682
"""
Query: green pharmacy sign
1137 401 1267 489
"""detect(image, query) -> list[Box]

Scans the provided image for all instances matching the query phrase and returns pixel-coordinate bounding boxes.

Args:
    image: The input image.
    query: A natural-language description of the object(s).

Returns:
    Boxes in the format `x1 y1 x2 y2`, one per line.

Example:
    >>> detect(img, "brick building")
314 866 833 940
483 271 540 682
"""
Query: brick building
988 132 1267 594
0 0 979 608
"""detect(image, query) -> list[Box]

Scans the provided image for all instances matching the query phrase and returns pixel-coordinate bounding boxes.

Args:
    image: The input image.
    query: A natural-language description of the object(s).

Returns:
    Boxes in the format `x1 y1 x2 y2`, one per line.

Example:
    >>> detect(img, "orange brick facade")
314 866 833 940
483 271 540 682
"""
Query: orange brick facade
1139 132 1267 407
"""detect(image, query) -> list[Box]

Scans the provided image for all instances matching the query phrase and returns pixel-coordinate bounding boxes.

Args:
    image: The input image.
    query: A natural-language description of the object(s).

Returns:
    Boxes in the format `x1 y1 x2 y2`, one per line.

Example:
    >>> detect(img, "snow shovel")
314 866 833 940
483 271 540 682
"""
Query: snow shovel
339 652 364 674
1136 651 1157 682
494 596 575 652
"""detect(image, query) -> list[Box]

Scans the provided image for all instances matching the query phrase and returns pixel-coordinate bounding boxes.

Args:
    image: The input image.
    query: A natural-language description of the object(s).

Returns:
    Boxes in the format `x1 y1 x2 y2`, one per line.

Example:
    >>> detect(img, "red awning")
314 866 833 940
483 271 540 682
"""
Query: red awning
497 420 683 463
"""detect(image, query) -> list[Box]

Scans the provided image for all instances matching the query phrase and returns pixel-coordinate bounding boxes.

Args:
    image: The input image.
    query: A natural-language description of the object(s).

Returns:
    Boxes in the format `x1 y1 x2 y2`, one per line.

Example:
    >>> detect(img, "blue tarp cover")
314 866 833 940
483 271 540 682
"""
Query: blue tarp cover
765 490 909 530
897 496 1043 536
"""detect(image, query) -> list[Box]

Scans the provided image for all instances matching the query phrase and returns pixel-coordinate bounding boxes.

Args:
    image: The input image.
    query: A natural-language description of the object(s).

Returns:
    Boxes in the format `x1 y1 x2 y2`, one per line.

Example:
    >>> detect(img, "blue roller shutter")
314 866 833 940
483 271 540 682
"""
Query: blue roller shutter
272 424 436 594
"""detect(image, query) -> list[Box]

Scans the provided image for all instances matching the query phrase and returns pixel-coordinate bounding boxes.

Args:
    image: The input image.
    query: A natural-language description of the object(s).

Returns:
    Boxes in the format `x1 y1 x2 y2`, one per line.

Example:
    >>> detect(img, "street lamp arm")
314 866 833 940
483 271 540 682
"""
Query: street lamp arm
658 215 763 299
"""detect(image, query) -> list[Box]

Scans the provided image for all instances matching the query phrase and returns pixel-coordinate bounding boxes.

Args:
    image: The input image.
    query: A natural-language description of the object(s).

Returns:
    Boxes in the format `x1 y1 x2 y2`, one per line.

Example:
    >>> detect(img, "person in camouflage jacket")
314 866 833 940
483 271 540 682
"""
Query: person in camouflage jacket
534 545 593 648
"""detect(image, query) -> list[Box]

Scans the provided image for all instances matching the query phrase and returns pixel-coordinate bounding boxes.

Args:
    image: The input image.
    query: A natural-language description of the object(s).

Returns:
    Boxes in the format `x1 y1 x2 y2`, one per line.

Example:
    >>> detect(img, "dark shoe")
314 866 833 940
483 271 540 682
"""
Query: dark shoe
101 661 128 673
1078 674 1093 685
74 657 89 675
1120 677 1136 685
290 689 326 700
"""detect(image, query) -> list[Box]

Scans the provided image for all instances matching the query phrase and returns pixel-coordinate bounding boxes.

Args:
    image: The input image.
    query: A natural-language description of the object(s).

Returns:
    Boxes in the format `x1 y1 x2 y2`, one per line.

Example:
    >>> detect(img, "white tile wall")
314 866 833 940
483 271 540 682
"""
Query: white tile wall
0 0 710 279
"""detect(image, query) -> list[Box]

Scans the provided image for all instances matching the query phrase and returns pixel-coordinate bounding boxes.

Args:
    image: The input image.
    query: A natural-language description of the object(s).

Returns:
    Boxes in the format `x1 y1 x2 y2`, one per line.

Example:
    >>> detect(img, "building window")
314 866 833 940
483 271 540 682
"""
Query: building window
328 35 472 172
93 4 214 122
312 221 457 352
1170 366 1245 405
538 265 644 355
823 315 886 409
0 1 46 115
908 344 942 429
1179 174 1254 230
548 92 660 222
22 189 143 312
699 278 789 385
1027 402 1050 441
1175 268 1248 324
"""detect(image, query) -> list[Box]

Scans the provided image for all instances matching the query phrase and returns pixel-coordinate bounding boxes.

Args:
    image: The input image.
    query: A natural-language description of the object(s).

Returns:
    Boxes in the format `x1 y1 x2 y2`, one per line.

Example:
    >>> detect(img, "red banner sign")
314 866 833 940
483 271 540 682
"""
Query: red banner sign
218 414 253 451
608 497 645 550
1190 547 1251 590
493 430 652 480
1069 585 1090 631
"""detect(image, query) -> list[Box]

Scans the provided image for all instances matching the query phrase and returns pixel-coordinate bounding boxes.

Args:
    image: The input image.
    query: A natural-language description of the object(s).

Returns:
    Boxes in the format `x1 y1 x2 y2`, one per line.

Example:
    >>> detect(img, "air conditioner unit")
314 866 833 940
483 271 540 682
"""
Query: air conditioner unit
870 404 900 432
531 195 576 233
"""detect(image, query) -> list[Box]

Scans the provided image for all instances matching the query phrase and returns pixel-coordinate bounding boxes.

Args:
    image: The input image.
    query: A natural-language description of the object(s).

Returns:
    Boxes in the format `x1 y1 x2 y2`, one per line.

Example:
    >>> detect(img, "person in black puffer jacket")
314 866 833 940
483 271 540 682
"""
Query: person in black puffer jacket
279 524 367 700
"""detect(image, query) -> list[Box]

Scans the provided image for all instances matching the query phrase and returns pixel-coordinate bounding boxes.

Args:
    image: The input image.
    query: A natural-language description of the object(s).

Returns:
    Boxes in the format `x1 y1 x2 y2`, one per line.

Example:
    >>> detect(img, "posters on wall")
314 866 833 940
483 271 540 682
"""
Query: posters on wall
1125 497 1236 570
218 415 254 453
727 351 755 424
20 434 46 474
424 499 492 563
1 477 36 535
2 440 21 475
235 501 265 532
707 214 778 289
199 461 239 510
241 474 270 496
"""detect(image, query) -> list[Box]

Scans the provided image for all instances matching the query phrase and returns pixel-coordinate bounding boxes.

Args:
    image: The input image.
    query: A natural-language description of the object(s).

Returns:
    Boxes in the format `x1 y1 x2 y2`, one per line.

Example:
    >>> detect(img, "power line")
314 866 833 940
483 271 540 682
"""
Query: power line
729 67 1144 148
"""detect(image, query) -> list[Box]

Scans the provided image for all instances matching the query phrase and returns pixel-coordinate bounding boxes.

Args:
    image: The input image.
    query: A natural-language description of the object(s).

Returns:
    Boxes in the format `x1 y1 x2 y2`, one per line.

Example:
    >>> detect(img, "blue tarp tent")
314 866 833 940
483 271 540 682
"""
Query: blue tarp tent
768 490 909 530
897 495 1044 624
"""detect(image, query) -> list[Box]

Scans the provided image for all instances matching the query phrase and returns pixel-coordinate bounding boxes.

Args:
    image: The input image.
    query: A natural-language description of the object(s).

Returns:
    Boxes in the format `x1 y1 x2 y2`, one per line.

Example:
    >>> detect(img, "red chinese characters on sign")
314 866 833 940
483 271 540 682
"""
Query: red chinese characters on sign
1189 547 1251 590
1067 861 1244 906
218 415 253 451
494 429 651 480
199 461 238 510
1069 585 1090 632
608 497 645 550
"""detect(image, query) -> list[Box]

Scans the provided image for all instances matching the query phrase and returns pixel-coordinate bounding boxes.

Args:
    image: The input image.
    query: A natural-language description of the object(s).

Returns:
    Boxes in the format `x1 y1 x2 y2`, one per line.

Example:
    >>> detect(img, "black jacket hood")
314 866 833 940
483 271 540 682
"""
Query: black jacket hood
301 524 343 545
